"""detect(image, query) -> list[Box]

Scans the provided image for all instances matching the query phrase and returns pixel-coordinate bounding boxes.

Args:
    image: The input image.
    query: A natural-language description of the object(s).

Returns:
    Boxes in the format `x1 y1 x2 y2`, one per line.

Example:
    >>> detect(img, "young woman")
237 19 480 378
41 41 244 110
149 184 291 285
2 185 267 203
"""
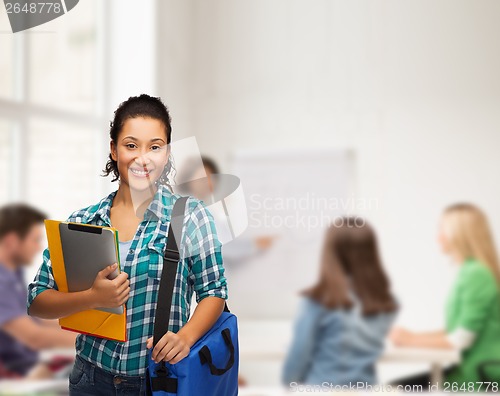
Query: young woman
390 203 500 388
27 94 228 395
282 217 397 386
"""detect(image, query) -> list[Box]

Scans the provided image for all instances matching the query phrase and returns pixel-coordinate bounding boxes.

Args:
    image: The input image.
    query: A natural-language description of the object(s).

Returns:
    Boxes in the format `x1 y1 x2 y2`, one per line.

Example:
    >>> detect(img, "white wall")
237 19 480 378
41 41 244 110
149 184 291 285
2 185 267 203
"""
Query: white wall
156 1 195 141
157 0 500 331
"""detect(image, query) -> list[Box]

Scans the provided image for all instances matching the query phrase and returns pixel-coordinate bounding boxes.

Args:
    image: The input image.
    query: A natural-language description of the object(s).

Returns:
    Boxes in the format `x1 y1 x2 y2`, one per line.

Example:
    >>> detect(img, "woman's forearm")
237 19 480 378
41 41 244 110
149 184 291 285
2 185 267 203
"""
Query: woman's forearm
419 330 447 337
177 296 225 347
405 332 454 349
28 289 97 320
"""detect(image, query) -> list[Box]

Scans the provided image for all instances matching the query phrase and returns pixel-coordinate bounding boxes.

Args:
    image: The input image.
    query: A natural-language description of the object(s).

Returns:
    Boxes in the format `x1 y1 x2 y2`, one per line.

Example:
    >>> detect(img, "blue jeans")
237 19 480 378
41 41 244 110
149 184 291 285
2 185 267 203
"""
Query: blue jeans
69 354 147 395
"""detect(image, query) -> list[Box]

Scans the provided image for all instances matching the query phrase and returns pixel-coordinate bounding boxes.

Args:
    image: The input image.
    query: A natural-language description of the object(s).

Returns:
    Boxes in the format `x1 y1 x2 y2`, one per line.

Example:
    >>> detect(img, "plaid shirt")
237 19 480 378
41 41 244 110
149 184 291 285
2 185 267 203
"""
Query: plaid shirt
27 185 227 375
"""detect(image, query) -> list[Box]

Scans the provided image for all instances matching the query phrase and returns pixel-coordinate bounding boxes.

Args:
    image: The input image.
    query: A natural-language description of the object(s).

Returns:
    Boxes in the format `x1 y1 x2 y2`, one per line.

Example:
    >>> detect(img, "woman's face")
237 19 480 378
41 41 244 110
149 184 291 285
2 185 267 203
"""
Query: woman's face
110 117 169 191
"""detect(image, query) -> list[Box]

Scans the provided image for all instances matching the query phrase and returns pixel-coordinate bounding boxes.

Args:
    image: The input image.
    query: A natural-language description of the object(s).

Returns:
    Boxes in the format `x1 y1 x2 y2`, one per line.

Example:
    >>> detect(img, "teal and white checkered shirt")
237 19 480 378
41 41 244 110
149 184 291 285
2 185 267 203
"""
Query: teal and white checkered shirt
27 185 228 375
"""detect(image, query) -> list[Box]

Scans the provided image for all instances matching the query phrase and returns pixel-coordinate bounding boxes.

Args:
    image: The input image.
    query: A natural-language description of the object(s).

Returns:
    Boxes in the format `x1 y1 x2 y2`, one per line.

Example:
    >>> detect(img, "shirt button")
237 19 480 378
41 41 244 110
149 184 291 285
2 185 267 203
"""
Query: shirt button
128 249 135 255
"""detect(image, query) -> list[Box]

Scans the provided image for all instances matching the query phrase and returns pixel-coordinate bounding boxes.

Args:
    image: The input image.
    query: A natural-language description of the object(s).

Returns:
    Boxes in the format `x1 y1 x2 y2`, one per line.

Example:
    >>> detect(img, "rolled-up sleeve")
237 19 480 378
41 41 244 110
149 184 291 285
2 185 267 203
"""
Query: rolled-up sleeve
184 200 228 303
27 247 58 312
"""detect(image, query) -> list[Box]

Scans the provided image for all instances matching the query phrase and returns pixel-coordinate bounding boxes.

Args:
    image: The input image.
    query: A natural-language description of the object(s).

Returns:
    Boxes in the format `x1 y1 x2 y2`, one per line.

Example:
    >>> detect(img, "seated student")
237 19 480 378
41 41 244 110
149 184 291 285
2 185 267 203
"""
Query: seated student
0 203 76 378
391 203 500 387
282 217 397 386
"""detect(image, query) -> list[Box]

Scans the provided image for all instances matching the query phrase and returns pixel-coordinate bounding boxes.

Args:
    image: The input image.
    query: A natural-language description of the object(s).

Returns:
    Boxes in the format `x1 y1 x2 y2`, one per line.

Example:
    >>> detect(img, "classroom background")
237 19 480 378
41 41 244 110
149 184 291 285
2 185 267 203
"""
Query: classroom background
1 0 500 392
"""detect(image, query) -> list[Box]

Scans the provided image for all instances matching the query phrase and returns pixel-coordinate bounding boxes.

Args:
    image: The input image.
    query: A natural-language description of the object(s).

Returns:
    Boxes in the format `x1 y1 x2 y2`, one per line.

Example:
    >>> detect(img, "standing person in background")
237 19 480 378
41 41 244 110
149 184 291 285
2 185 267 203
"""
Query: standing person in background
0 203 76 378
182 156 275 263
391 203 500 388
180 155 273 388
282 217 397 386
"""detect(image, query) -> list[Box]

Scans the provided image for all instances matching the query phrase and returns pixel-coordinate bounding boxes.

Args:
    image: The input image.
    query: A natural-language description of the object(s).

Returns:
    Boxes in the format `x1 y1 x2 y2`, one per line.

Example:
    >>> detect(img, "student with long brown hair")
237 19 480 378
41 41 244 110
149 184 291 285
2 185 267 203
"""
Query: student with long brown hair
282 217 397 386
391 203 500 387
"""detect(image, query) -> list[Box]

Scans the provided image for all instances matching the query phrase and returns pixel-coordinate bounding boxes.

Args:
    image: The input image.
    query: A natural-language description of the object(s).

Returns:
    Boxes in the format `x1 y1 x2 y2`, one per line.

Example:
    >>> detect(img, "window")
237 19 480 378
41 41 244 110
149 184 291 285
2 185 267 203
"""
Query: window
0 11 14 99
0 121 13 203
26 118 99 218
0 0 107 219
28 2 99 113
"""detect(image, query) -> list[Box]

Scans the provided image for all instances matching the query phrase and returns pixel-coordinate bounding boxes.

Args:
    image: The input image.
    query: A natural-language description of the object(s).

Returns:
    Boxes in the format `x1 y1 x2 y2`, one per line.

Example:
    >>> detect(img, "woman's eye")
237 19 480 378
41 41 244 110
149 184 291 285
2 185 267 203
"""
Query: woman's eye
126 143 136 149
151 146 161 151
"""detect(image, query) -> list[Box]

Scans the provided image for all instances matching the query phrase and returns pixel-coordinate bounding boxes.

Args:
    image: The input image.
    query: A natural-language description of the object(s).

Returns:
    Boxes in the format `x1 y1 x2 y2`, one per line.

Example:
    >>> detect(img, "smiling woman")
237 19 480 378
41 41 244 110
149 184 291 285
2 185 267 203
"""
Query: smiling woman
103 94 174 188
27 94 228 396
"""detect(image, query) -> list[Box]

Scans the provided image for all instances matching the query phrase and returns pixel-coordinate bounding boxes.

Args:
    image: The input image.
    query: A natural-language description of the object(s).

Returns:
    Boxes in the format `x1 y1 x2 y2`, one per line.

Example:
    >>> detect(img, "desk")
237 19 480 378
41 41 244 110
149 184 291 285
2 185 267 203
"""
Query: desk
0 382 289 396
39 348 75 362
381 344 460 384
238 387 289 396
0 349 75 395
238 320 460 386
0 379 68 395
239 387 359 395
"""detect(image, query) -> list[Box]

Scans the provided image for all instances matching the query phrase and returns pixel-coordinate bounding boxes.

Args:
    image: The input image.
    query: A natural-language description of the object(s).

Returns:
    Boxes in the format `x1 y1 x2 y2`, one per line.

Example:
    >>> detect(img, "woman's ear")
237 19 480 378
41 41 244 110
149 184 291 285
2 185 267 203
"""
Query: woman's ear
110 140 117 162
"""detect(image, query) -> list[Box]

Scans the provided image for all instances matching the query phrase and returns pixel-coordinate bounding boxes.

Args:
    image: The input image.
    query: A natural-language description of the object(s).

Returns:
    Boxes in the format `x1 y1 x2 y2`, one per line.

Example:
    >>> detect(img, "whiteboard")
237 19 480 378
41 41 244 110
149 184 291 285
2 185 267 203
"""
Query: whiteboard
225 148 356 319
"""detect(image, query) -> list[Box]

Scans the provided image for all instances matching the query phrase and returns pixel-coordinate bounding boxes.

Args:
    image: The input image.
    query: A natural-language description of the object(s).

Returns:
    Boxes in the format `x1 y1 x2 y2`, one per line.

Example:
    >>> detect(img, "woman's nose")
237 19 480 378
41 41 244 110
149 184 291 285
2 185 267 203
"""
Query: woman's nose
135 152 152 165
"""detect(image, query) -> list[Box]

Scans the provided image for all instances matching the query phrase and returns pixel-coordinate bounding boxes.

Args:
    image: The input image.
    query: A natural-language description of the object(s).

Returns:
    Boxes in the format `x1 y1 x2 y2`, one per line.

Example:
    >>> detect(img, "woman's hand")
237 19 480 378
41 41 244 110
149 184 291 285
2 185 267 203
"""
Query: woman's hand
145 298 225 365
390 327 454 349
89 264 130 308
147 332 191 364
389 327 415 346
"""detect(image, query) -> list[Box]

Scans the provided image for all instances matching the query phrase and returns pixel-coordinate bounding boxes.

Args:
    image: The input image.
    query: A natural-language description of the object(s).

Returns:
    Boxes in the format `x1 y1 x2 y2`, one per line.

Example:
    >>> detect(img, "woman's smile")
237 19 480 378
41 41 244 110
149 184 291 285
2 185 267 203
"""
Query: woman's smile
129 167 154 178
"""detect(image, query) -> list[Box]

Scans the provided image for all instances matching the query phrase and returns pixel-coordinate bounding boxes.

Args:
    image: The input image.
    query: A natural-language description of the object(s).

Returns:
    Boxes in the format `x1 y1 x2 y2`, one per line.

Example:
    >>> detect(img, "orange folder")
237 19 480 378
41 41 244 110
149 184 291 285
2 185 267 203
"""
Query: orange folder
44 220 127 342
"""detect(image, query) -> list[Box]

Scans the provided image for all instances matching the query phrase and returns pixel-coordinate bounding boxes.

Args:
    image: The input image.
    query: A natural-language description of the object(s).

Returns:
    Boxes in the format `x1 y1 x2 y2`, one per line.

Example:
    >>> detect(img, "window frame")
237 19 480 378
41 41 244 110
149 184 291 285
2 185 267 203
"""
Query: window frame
0 1 109 202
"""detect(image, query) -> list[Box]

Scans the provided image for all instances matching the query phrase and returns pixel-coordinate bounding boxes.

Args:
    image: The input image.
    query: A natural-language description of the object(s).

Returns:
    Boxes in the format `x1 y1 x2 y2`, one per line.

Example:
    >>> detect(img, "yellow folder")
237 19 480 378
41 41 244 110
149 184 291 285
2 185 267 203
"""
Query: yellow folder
44 219 127 342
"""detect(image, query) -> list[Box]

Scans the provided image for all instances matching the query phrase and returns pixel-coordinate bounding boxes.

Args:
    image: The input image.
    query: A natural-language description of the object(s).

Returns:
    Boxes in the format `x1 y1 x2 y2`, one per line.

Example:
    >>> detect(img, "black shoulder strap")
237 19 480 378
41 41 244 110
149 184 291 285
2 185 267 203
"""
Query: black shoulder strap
153 196 189 346
152 196 231 346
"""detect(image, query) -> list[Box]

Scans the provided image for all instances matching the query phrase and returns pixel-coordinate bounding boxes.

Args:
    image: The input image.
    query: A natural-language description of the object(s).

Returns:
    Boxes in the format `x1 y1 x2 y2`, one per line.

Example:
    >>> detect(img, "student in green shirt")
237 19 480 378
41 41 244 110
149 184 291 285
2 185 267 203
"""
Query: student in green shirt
391 203 500 389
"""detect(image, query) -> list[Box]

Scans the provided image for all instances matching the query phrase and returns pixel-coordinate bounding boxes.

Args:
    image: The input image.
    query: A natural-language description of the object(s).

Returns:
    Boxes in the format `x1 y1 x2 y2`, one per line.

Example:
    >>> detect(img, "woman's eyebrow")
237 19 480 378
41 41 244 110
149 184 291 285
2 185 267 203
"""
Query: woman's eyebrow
122 136 165 143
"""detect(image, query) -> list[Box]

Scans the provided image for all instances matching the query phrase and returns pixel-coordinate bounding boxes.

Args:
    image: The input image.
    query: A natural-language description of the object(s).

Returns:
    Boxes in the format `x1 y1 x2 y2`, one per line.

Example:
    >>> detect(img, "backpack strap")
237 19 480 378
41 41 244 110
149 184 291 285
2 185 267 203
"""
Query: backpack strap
153 196 189 346
152 195 231 346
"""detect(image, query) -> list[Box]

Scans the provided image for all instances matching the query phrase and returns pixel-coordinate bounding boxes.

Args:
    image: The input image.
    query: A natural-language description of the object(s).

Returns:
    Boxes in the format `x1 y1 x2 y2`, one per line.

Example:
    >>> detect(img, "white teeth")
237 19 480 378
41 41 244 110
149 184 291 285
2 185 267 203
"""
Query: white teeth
131 169 149 176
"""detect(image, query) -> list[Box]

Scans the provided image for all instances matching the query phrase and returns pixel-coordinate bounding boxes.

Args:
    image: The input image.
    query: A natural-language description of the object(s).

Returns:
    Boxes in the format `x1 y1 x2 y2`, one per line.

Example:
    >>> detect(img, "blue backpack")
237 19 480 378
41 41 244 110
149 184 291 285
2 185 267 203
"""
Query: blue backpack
146 197 239 396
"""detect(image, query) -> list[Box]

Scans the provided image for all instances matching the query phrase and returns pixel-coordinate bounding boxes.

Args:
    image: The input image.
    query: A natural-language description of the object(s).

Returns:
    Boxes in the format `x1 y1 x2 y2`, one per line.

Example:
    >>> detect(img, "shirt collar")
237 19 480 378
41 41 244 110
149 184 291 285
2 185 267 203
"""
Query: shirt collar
144 184 174 222
87 184 173 225
463 257 476 265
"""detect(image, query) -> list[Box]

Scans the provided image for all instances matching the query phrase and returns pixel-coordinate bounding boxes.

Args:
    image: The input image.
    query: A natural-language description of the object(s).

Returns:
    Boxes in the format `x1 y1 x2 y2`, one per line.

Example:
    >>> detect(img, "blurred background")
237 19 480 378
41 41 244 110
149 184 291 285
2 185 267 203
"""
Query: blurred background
1 0 500 393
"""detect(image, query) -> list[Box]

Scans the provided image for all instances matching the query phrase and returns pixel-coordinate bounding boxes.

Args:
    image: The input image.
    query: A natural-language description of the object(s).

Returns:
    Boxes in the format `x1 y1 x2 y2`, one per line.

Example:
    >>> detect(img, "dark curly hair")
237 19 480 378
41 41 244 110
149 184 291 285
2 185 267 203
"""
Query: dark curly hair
102 94 174 185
